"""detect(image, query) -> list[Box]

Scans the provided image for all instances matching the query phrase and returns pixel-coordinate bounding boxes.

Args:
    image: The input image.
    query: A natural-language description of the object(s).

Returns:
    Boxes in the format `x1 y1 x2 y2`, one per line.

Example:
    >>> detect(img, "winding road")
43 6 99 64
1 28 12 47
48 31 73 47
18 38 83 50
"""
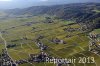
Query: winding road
0 32 18 66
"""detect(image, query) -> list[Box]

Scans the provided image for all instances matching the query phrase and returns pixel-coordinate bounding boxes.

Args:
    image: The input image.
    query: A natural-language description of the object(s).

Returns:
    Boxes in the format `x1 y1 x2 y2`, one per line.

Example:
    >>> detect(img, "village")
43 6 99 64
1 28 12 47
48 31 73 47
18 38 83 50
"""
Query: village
0 33 69 66
89 33 100 55
0 49 17 66
0 14 99 66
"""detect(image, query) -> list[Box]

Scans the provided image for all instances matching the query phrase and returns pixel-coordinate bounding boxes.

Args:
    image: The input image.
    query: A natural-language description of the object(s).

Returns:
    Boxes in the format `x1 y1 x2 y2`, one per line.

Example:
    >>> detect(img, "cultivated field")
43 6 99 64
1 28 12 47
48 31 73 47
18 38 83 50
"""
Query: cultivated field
0 15 100 66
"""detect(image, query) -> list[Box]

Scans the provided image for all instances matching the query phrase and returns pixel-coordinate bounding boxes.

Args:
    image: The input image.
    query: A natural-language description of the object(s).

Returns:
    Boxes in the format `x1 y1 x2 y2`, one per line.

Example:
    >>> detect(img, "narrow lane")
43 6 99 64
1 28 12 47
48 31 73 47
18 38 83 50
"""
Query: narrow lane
0 32 18 66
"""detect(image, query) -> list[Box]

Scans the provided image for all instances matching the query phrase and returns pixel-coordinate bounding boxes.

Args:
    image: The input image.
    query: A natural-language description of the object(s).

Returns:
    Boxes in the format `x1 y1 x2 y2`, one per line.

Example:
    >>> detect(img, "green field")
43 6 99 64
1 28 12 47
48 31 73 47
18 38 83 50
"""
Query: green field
0 15 100 66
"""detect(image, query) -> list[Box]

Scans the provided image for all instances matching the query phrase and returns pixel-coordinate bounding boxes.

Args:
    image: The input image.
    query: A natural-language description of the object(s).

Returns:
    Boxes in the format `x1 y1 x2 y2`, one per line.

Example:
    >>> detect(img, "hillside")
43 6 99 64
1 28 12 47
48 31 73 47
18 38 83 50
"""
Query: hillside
5 3 100 29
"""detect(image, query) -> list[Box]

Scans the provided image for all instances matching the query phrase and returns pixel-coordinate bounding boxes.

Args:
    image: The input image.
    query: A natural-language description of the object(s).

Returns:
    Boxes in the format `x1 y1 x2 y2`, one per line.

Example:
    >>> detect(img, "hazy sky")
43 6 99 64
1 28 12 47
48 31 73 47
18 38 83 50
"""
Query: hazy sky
0 0 99 9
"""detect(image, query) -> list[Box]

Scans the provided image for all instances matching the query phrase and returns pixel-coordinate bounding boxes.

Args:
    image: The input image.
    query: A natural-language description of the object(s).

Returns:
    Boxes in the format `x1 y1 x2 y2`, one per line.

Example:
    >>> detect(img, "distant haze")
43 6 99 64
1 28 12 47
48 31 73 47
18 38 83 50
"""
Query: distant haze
0 0 100 9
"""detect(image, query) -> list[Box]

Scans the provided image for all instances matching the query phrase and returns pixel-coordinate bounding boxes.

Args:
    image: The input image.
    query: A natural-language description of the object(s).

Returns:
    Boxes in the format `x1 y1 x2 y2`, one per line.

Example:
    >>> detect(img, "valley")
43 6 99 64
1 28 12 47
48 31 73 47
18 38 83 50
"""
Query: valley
0 3 100 66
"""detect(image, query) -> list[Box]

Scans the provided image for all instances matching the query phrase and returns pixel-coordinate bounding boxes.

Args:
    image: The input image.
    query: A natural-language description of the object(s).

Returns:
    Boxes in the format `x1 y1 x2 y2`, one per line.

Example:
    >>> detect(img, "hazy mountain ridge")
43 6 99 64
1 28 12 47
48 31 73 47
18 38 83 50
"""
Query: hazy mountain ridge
5 3 100 28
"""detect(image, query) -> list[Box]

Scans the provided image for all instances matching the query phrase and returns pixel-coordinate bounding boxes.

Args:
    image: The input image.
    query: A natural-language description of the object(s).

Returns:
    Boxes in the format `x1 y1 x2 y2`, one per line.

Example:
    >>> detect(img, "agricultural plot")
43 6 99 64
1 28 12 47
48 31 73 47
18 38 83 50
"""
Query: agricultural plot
0 15 100 66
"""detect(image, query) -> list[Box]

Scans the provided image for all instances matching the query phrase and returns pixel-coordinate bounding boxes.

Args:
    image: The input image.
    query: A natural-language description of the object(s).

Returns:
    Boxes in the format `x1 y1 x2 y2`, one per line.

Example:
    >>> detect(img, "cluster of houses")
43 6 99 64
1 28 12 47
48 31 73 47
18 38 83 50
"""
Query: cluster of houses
89 41 100 55
63 23 91 33
0 49 70 66
35 35 48 51
63 27 80 32
14 52 48 65
15 59 28 65
89 33 100 41
66 35 72 38
51 38 66 44
36 42 48 51
0 49 17 66
29 52 48 62
78 23 91 31
89 33 100 55
15 51 68 66
29 52 69 66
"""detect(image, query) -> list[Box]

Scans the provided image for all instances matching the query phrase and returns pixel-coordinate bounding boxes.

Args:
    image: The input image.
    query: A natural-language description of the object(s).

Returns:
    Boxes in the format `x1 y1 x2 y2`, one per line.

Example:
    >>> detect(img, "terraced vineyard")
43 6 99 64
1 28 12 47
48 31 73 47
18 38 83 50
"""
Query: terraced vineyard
0 15 100 66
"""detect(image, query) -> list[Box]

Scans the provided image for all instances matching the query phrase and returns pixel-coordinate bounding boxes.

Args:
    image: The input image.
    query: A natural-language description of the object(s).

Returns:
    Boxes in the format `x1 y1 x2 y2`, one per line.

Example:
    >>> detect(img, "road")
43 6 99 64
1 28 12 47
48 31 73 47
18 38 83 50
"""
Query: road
0 32 18 66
